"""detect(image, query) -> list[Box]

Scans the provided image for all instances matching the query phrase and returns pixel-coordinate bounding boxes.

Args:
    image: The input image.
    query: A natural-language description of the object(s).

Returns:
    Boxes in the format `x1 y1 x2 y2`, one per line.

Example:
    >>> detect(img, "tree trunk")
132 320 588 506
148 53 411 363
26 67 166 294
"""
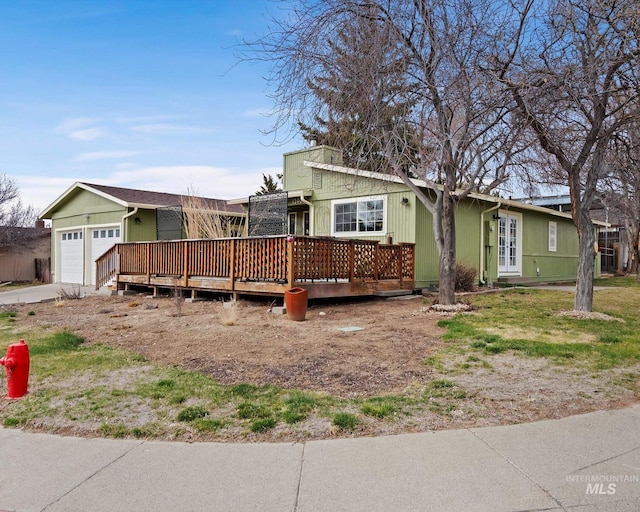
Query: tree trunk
438 192 457 305
624 221 639 275
574 212 596 312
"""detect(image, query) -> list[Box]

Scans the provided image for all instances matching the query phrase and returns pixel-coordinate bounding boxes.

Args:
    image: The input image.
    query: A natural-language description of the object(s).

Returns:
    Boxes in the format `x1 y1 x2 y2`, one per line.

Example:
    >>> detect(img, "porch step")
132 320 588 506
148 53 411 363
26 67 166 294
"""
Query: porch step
373 289 414 298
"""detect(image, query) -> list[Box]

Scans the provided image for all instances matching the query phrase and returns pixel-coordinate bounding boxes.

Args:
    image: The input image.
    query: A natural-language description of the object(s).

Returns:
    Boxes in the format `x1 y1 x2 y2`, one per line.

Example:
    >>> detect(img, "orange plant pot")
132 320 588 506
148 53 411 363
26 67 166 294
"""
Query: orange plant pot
284 287 308 321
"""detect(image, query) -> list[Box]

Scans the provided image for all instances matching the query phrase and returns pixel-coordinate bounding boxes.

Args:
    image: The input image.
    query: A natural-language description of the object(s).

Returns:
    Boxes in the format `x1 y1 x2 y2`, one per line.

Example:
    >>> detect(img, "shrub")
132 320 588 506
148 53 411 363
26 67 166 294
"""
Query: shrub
237 402 272 419
250 417 277 432
332 412 358 430
177 405 208 422
455 264 477 292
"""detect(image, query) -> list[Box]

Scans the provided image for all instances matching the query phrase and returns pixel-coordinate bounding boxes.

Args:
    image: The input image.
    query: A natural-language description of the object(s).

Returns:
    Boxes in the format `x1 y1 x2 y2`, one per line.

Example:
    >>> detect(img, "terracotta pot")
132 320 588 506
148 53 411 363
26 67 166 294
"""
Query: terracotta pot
284 287 308 321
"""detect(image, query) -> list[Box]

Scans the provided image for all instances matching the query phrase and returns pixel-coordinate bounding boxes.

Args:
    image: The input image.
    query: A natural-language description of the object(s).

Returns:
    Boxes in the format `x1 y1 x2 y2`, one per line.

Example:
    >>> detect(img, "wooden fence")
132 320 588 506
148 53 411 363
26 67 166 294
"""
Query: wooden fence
96 235 415 298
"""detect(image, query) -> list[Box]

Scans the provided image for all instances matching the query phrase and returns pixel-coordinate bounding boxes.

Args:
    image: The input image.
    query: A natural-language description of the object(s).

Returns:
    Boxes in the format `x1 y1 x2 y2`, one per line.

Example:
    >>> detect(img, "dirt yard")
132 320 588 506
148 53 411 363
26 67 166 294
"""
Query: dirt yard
6 291 640 439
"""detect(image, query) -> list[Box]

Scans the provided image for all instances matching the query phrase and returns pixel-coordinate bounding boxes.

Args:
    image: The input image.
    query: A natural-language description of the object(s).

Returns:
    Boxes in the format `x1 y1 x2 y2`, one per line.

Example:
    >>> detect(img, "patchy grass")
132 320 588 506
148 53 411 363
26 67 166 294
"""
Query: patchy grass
332 412 358 431
1 280 639 442
437 279 640 370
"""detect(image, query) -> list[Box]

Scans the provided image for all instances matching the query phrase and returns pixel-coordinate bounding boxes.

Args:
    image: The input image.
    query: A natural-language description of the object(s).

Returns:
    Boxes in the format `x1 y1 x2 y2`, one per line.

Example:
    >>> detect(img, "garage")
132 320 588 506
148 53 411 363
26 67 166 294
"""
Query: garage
90 227 121 285
40 182 245 286
59 230 84 283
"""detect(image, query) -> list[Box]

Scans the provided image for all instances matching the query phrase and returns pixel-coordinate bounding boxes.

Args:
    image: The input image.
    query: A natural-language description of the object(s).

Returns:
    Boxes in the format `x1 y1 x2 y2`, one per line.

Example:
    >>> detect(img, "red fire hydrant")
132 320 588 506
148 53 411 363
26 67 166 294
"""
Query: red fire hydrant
0 340 30 399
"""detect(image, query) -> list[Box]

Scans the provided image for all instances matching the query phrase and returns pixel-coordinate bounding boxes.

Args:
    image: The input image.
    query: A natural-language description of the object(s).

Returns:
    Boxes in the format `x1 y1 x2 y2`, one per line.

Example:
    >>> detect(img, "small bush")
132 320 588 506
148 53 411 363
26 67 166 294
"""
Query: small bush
455 264 477 292
360 402 397 419
250 417 277 432
283 410 307 424
194 418 226 433
237 402 272 420
430 379 454 389
230 383 258 398
57 285 83 300
3 417 22 427
177 405 208 422
333 412 358 430
99 423 129 438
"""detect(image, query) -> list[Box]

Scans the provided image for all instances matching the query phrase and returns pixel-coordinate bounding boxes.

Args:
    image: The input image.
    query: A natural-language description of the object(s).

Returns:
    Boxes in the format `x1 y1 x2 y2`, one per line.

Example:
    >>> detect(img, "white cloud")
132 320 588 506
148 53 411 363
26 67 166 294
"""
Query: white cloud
130 124 212 135
107 165 268 200
75 150 140 161
70 127 107 141
55 117 97 133
13 175 80 215
114 114 190 124
55 118 107 141
16 165 281 217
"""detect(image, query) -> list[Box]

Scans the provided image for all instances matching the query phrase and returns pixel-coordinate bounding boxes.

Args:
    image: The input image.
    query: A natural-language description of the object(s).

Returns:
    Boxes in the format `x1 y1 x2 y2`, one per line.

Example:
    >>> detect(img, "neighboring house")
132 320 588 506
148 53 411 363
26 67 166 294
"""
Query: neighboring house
232 146 601 288
0 224 51 283
39 182 245 286
523 194 628 273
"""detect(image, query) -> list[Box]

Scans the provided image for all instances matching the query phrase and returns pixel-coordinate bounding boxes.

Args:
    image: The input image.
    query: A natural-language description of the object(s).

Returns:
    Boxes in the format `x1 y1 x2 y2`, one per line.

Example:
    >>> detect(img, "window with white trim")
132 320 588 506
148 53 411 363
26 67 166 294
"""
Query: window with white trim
331 196 386 236
548 221 557 252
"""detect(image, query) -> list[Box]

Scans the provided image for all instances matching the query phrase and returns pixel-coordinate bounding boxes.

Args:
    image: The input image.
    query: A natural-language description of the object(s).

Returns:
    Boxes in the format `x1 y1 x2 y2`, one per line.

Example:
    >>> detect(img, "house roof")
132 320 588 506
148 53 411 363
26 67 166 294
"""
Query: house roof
40 182 245 219
227 189 313 206
303 160 608 225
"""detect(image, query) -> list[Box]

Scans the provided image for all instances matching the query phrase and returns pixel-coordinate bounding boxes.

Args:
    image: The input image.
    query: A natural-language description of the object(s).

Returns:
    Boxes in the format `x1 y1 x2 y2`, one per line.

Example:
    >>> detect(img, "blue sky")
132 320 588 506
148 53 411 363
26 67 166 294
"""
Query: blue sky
0 0 301 214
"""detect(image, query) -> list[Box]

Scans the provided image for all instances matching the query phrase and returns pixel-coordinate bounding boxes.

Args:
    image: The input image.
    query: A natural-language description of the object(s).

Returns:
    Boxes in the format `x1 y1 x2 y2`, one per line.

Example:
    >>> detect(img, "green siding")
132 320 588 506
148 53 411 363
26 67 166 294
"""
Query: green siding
454 201 482 273
49 189 127 274
283 146 343 191
284 147 586 288
414 200 438 287
127 209 159 242
51 189 127 227
520 210 579 282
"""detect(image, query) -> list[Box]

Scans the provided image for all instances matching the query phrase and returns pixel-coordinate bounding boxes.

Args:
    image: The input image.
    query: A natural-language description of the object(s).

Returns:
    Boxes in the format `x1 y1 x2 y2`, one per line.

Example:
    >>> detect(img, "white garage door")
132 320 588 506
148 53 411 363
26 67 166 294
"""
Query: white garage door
59 230 84 283
90 227 121 285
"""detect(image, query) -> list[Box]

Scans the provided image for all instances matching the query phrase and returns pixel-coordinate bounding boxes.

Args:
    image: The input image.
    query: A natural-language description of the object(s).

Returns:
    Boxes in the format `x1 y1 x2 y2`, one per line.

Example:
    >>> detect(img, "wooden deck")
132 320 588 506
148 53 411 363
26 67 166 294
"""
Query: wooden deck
95 235 415 299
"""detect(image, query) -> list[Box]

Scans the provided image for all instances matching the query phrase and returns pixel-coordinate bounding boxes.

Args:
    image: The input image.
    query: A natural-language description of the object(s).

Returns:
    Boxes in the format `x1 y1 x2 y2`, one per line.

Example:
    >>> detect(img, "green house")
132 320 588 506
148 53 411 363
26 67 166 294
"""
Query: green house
278 146 600 288
39 182 245 286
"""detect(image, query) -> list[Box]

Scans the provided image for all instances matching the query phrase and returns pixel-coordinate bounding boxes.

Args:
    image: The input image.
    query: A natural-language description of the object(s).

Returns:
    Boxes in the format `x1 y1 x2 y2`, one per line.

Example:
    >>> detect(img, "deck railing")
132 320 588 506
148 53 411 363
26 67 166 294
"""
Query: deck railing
95 235 415 292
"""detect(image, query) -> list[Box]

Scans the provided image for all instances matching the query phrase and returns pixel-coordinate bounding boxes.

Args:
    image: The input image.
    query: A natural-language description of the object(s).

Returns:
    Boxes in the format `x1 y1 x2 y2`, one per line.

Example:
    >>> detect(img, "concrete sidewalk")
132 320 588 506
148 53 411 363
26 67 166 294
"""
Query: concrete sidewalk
0 284 111 306
1 405 639 512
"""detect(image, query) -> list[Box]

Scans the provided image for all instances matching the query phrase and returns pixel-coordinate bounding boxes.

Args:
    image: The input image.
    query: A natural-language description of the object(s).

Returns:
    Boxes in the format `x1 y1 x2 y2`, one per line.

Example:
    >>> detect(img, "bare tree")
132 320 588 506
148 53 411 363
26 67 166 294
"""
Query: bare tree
496 0 640 311
0 174 39 252
603 125 640 279
244 0 527 304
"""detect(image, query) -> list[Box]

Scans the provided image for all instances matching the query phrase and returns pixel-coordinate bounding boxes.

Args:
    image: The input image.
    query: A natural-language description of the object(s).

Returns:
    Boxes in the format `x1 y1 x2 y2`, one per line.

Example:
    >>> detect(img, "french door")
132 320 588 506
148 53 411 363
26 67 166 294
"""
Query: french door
498 213 521 274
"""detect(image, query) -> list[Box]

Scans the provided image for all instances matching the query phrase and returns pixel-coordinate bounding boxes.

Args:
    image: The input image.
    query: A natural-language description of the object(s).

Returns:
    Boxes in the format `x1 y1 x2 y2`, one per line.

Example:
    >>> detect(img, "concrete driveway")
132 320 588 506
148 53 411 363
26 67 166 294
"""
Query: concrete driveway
0 283 111 306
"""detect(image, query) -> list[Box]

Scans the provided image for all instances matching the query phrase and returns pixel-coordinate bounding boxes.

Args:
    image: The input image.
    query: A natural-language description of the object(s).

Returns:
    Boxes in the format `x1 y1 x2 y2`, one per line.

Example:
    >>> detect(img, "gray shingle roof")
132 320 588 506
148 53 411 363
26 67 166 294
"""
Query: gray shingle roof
80 182 244 214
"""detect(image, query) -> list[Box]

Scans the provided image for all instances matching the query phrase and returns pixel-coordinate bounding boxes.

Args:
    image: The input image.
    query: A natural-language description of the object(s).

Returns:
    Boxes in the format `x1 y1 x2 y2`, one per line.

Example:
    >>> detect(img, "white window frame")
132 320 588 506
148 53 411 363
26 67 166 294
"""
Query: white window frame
288 213 297 235
330 195 387 237
548 221 557 252
498 210 523 275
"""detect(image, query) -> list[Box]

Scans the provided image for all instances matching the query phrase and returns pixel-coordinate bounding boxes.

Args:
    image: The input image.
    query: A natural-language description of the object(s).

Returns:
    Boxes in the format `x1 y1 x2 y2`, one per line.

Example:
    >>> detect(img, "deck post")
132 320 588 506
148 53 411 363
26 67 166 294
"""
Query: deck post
115 252 120 289
374 242 379 281
349 241 355 283
286 236 295 289
229 238 236 292
182 241 189 287
145 244 151 285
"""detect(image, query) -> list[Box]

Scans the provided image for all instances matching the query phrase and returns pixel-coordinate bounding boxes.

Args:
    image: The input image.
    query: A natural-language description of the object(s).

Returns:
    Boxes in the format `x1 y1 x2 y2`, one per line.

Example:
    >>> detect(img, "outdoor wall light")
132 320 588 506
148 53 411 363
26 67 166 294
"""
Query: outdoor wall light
401 197 409 206
82 214 90 222
134 217 142 224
